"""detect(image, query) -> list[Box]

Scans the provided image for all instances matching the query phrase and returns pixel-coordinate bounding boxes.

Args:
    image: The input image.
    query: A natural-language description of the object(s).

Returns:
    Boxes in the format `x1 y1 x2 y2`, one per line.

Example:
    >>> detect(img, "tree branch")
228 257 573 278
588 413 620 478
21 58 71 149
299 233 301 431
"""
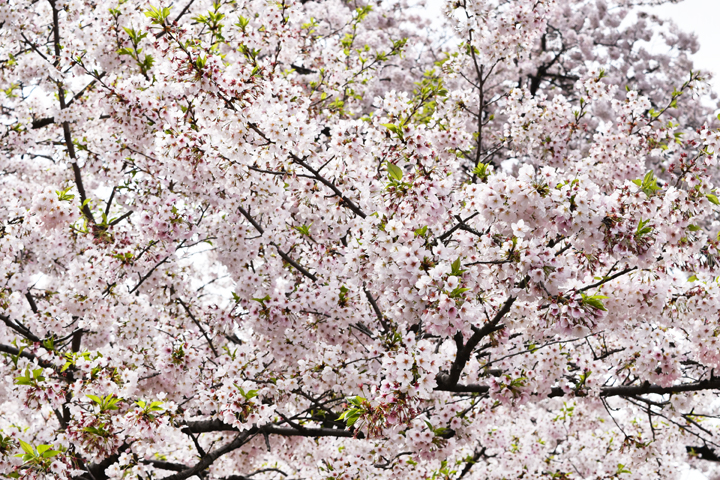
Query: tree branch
436 296 516 390
289 153 366 219
49 0 96 224
688 445 720 462
363 286 390 333
575 266 638 293
237 205 317 282
437 378 720 399
161 430 256 480
177 298 218 357
129 256 170 294
0 343 55 369
0 313 42 343
183 421 356 437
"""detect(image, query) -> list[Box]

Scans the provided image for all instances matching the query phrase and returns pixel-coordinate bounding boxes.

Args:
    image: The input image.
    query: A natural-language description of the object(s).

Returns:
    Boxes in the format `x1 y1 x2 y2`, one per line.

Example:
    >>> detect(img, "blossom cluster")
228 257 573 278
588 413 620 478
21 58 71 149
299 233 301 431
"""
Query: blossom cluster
1 0 720 479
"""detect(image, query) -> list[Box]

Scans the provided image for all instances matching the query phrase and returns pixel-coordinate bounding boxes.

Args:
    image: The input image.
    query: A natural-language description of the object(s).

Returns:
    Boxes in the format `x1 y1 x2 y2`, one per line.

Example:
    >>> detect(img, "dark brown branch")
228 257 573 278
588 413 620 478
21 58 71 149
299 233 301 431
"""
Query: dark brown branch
71 330 83 352
464 259 511 266
177 298 218 357
25 292 39 313
575 266 638 293
434 213 480 245
104 187 116 217
142 459 189 472
155 0 196 38
182 420 356 438
70 156 96 224
129 256 170 294
237 205 317 282
108 210 133 226
438 378 720 399
456 448 486 480
289 154 366 219
222 468 288 480
29 77 103 129
65 75 104 108
599 379 720 397
162 430 255 480
363 287 390 333
290 64 316 75
0 313 42 343
49 0 96 225
31 117 55 129
273 247 317 282
436 296 516 390
688 446 720 462
0 343 55 369
166 424 358 480
85 444 131 480
19 31 49 62
182 418 236 433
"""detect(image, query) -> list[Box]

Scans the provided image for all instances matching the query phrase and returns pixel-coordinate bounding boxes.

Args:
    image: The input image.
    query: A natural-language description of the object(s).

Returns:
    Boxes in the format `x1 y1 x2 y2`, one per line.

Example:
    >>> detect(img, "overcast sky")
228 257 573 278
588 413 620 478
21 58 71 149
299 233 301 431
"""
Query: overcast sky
647 0 720 95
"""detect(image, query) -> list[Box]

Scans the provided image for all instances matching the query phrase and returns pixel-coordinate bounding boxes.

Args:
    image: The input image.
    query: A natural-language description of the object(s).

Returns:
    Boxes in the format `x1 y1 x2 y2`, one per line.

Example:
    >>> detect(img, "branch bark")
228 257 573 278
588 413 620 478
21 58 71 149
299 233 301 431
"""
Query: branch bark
289 153 366 219
237 205 317 282
436 378 720 399
436 296 516 390
0 343 55 369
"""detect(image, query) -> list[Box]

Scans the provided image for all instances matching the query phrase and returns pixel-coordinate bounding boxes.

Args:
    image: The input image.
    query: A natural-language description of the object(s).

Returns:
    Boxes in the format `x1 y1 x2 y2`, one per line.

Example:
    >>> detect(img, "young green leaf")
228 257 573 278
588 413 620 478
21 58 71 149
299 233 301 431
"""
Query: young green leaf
581 293 608 312
386 162 403 182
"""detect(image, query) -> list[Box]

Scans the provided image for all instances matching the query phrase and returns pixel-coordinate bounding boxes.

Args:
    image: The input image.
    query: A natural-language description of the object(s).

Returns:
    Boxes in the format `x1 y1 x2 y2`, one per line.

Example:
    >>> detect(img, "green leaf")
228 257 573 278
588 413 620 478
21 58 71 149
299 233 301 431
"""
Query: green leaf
293 224 312 236
581 293 608 312
236 15 249 31
448 287 470 298
18 439 33 455
349 396 366 406
472 163 491 181
687 224 701 232
688 275 698 282
251 295 270 304
386 162 403 182
55 186 75 202
616 464 631 475
345 412 361 426
82 426 109 437
635 218 653 237
381 123 400 135
633 171 661 197
450 258 466 276
144 5 171 24
41 449 60 458
706 194 719 205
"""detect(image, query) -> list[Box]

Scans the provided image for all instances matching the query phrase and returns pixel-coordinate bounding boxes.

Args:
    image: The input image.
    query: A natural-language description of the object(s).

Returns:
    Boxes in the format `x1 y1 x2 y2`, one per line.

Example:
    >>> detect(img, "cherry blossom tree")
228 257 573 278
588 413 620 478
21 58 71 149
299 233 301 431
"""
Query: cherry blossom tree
3 0 720 478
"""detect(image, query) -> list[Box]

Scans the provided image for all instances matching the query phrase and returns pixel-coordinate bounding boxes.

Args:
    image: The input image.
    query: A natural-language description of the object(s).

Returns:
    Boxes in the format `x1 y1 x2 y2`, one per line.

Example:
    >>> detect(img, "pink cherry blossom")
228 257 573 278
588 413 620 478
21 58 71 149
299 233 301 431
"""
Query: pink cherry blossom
1 0 720 479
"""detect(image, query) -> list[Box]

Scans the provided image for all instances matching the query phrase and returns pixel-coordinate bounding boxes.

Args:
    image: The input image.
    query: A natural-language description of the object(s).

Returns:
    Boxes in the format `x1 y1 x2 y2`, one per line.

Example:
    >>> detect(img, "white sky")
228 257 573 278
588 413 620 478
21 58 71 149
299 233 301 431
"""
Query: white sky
647 0 720 94
423 0 720 95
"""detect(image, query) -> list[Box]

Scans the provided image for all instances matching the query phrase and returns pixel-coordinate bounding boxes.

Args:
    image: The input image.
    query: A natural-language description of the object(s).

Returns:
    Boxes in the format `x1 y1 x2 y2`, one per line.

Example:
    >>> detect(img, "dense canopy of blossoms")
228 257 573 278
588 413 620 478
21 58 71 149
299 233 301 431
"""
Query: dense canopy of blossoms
2 0 720 478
